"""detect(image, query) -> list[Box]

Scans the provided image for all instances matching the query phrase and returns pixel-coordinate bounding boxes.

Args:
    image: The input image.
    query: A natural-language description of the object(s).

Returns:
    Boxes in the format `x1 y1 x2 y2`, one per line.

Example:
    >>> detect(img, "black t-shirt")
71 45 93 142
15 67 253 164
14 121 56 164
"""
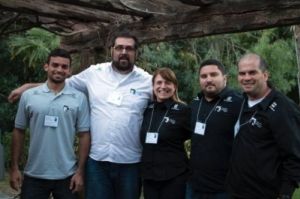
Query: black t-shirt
188 88 243 192
140 99 192 181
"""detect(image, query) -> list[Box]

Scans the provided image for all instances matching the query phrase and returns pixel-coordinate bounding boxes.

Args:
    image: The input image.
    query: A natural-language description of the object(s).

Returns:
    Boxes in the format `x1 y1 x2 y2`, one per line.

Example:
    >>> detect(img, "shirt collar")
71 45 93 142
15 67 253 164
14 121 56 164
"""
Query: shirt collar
42 82 74 95
152 98 176 110
243 88 274 110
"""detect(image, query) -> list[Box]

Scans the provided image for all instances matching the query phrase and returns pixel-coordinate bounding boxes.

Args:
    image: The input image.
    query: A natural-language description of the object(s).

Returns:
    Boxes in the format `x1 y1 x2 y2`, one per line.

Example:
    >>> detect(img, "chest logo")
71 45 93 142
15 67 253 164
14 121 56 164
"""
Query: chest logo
249 117 262 128
171 104 180 110
269 102 277 111
164 116 176 124
224 96 233 102
215 106 228 113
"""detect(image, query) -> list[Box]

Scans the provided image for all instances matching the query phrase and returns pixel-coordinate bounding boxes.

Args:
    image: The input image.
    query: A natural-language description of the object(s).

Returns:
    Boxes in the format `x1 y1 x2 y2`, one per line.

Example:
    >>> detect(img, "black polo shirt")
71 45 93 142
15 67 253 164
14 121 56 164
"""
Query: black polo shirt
188 87 243 192
227 89 300 199
140 99 192 181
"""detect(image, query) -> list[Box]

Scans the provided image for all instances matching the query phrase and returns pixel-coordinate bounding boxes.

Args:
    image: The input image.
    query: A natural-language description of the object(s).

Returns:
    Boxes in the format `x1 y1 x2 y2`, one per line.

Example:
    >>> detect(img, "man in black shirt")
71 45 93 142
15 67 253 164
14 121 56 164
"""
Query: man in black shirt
187 59 242 199
227 53 300 199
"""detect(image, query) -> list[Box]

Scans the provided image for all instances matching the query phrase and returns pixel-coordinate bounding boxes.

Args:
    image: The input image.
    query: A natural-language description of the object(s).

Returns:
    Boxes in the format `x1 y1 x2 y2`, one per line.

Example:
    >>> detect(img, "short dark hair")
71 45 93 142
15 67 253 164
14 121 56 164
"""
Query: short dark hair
46 48 71 65
110 32 139 49
199 59 226 75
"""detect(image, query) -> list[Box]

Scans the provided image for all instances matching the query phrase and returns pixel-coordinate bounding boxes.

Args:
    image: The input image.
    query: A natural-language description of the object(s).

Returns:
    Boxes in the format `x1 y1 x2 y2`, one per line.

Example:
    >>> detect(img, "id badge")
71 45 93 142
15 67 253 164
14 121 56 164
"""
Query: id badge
145 132 159 144
234 119 240 137
107 91 123 106
194 122 206 135
44 115 59 127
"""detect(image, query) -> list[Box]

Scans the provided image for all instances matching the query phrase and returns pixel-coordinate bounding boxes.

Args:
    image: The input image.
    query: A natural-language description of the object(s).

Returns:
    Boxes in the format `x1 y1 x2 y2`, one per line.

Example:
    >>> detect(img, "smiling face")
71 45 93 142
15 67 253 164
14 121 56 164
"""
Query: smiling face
238 55 269 100
44 56 71 84
153 74 176 102
199 64 227 100
111 37 137 74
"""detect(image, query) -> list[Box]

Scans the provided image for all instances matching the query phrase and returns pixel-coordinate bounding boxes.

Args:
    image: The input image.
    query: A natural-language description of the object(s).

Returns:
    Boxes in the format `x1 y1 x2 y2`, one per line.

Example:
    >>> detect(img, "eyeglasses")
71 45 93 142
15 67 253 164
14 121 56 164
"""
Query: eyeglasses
113 45 136 53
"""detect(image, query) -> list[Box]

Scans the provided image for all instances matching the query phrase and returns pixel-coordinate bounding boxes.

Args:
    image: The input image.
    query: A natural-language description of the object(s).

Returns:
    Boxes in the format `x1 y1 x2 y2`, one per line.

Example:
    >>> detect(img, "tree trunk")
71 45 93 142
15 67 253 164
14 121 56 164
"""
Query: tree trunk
294 25 300 104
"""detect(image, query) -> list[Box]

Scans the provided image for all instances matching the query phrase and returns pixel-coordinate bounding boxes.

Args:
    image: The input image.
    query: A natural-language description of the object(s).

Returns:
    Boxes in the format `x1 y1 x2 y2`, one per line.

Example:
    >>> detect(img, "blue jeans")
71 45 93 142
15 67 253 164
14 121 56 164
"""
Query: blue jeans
85 157 141 199
185 183 229 199
20 175 78 199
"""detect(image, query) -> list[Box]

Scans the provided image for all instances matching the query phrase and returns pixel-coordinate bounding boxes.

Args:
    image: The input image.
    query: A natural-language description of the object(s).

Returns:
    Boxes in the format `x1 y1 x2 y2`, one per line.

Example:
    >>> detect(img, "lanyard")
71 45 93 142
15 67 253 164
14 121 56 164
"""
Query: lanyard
196 98 221 124
236 99 258 128
146 105 170 133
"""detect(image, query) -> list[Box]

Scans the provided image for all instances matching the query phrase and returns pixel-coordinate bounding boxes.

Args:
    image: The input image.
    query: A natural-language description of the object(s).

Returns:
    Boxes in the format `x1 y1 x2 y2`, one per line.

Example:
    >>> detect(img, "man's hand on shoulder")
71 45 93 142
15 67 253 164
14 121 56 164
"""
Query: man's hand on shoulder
8 83 41 103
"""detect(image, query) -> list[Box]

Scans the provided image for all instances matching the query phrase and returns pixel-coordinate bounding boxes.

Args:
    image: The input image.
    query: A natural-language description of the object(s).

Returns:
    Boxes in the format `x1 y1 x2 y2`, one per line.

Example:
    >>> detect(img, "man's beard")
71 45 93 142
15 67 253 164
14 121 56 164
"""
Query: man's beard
112 55 134 73
49 76 65 84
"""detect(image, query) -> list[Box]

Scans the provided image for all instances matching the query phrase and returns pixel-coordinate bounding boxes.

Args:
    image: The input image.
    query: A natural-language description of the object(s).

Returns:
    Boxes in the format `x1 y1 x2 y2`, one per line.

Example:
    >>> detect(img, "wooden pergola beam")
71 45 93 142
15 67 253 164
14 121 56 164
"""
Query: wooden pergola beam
69 0 299 51
0 0 121 22
119 0 300 43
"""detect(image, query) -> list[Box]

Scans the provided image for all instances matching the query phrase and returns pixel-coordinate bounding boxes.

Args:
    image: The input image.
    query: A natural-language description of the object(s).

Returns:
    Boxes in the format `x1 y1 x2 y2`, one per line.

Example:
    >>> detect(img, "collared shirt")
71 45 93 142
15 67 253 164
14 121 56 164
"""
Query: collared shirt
140 99 192 181
67 62 152 163
227 89 300 198
188 87 243 192
15 83 90 179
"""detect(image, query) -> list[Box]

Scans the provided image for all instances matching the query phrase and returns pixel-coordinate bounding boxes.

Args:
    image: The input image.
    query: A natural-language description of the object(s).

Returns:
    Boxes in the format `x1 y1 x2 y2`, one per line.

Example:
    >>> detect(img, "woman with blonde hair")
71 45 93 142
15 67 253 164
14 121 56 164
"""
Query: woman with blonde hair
140 67 192 199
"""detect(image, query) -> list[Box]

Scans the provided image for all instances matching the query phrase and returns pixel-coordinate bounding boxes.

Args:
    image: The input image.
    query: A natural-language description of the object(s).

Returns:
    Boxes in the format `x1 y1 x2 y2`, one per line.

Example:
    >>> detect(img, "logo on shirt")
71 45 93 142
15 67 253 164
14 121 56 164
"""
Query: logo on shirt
269 102 277 111
148 104 154 109
164 117 176 124
215 106 228 113
96 66 102 71
63 105 69 111
130 88 143 96
171 104 180 110
130 88 136 94
249 117 262 128
224 96 233 102
63 105 74 112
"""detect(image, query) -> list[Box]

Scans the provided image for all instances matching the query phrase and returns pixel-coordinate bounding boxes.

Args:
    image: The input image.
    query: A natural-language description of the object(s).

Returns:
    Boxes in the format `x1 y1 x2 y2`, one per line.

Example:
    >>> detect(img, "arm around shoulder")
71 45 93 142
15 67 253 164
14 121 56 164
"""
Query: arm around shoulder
8 83 42 103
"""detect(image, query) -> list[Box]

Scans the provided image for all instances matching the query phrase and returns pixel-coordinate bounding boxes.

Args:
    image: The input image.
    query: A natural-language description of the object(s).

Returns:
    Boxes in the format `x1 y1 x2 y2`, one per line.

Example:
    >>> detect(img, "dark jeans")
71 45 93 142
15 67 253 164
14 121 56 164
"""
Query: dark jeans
143 172 188 199
85 157 141 199
185 183 229 199
20 175 78 199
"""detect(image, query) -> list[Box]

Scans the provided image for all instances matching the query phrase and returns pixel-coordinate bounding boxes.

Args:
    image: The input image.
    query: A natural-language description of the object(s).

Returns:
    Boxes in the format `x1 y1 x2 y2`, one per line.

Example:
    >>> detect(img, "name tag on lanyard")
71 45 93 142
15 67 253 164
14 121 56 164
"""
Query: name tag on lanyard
44 115 59 127
234 119 240 137
145 132 159 144
194 122 206 135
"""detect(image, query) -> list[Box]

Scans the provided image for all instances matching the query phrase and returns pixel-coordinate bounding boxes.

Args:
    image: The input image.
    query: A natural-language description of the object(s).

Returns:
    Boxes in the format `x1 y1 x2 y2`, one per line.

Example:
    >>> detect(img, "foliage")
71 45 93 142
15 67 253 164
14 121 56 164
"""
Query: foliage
250 28 297 93
138 27 298 103
8 28 60 68
293 188 300 199
0 39 23 169
138 41 199 103
0 28 60 170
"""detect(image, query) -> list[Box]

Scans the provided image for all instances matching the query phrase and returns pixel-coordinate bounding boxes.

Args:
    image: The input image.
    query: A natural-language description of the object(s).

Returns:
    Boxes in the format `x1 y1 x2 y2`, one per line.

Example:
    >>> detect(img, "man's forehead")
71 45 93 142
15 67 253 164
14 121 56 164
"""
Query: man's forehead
115 37 135 45
200 65 222 73
49 56 70 64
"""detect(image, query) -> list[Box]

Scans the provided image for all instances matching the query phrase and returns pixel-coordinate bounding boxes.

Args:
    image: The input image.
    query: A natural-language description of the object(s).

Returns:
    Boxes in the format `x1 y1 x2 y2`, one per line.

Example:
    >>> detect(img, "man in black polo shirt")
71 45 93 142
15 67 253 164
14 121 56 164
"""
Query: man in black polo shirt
187 59 242 199
227 53 300 199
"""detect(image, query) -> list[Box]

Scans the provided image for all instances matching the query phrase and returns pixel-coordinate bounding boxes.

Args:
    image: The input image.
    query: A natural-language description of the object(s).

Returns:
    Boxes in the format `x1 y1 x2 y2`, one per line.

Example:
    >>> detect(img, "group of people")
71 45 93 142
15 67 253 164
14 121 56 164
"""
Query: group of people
7 33 300 199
